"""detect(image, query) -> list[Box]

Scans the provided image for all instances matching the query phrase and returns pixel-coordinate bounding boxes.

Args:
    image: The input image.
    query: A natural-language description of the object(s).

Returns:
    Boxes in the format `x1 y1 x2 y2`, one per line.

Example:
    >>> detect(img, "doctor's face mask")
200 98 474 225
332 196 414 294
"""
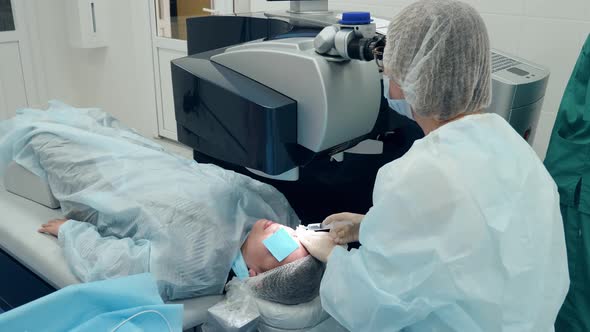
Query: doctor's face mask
383 76 414 121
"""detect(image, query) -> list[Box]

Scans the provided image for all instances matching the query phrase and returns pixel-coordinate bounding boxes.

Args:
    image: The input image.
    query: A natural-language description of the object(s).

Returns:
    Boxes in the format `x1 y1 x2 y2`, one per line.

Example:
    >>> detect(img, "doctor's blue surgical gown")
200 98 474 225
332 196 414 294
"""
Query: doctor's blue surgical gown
320 113 569 332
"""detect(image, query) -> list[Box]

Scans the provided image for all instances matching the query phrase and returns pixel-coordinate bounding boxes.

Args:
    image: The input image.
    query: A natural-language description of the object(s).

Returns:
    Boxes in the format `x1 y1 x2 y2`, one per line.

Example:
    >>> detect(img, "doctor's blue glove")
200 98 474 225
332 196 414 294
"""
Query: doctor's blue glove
323 212 364 245
299 232 336 263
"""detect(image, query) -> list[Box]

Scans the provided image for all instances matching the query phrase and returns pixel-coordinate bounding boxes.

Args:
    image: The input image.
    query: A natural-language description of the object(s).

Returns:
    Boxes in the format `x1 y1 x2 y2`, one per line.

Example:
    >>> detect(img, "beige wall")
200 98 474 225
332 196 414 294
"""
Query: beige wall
29 0 159 137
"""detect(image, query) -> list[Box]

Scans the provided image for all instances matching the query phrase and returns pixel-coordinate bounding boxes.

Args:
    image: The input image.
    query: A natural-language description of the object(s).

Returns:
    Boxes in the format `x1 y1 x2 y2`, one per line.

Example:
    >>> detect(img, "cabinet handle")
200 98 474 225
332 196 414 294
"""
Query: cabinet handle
90 2 97 33
202 8 219 14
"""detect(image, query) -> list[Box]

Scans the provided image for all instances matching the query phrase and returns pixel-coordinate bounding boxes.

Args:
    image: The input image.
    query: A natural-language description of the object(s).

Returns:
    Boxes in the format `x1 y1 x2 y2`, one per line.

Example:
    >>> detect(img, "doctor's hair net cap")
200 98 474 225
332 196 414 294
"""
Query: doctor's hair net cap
383 0 492 121
247 256 325 305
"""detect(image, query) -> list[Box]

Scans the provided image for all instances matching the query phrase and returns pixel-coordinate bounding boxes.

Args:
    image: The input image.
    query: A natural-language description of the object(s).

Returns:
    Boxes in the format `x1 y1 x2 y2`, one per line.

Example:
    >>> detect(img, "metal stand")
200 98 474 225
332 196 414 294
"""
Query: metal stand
288 0 329 14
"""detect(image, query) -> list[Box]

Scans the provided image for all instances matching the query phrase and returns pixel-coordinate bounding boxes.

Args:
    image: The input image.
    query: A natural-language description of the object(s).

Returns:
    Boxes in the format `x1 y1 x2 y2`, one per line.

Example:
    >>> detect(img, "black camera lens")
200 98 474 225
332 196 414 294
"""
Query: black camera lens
347 38 372 61
346 35 386 61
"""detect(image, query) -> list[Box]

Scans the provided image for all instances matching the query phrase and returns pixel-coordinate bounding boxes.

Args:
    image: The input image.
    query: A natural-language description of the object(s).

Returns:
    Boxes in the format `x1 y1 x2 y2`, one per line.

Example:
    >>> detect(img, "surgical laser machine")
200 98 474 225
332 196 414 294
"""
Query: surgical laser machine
171 0 549 222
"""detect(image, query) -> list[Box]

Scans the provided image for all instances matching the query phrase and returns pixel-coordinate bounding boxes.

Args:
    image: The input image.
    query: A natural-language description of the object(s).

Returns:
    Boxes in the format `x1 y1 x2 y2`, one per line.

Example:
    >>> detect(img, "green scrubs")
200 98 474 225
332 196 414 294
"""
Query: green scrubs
545 34 590 332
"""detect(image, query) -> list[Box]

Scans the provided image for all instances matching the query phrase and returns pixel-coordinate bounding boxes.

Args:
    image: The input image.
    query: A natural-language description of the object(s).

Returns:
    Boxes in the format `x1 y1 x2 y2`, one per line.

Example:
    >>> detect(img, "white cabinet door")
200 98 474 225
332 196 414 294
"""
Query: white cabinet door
150 0 233 141
156 46 187 139
0 1 27 120
0 42 27 120
0 0 41 120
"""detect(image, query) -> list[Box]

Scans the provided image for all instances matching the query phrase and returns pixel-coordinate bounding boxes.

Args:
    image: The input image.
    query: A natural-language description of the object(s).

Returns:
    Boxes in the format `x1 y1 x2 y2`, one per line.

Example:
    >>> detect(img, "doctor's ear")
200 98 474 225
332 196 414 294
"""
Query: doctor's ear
249 269 258 277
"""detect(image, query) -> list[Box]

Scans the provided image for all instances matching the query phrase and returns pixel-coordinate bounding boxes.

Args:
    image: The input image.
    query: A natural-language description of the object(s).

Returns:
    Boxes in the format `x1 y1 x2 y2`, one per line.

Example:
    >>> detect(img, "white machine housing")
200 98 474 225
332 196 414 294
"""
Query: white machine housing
211 38 382 154
488 49 549 143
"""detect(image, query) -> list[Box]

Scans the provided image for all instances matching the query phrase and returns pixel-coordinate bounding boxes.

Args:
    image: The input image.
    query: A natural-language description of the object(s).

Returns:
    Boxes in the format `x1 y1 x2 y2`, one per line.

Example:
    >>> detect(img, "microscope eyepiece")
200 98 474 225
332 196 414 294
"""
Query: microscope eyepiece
347 35 386 62
314 20 386 65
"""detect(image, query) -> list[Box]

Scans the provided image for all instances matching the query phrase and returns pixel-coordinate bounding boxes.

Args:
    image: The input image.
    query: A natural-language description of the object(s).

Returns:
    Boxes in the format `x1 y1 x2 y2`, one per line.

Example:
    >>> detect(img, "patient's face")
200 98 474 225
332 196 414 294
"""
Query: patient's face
242 219 309 276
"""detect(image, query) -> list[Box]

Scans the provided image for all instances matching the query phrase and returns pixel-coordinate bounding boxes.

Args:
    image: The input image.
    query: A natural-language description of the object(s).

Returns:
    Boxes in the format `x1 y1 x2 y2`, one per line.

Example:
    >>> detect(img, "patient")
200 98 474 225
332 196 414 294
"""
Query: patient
41 218 310 275
40 217 325 304
1 102 325 304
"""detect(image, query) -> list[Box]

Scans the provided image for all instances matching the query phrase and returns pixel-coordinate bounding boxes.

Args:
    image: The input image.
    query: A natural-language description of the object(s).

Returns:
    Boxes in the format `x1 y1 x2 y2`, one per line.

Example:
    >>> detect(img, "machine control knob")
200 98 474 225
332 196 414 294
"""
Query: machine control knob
314 25 339 54
339 12 372 25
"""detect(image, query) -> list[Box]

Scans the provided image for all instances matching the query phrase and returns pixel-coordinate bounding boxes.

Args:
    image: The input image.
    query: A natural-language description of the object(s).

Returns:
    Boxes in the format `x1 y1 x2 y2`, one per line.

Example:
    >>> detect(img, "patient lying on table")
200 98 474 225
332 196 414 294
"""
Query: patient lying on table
0 102 324 304
39 218 323 305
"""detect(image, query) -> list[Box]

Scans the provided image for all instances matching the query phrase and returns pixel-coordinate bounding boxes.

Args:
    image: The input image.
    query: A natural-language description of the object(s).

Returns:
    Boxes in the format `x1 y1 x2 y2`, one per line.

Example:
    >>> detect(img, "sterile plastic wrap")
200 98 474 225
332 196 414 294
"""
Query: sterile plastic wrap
202 278 260 332
203 277 332 332
0 101 299 300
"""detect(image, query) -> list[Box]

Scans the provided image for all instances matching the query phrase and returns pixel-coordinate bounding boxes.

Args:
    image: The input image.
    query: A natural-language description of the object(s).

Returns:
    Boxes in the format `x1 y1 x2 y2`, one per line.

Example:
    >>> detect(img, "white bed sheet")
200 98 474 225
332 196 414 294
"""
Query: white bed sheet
0 185 223 330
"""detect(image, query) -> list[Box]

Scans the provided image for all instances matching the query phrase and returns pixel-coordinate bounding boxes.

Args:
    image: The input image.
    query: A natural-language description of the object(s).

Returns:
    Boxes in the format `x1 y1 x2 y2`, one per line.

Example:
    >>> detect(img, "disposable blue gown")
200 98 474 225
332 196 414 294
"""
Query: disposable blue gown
0 274 183 332
320 114 569 331
0 101 299 300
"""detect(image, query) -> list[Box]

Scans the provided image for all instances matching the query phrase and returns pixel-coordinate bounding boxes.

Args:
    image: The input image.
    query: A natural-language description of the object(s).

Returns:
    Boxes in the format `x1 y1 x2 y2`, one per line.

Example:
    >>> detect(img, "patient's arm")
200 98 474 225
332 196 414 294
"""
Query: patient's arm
54 219 151 283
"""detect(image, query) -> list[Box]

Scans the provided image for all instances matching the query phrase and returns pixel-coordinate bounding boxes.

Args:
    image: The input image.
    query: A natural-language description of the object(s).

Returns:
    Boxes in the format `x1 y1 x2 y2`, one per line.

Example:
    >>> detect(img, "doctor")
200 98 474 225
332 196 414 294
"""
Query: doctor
300 0 570 331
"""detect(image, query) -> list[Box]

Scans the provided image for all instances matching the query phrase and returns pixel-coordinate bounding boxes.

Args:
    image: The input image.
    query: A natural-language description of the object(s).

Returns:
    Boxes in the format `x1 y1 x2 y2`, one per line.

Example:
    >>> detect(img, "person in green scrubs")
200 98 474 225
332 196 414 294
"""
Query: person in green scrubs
545 34 590 332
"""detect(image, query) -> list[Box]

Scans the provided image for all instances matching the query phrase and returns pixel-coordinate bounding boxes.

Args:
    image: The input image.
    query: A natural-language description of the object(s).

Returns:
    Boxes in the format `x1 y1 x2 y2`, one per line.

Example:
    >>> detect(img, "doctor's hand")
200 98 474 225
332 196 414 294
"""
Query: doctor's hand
38 218 67 237
323 212 364 245
299 232 337 263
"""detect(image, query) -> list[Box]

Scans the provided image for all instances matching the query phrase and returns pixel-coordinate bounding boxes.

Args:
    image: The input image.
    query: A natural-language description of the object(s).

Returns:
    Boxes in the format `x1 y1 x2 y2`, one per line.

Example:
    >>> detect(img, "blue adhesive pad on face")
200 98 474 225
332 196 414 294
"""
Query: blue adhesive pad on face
232 251 250 280
263 228 299 262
